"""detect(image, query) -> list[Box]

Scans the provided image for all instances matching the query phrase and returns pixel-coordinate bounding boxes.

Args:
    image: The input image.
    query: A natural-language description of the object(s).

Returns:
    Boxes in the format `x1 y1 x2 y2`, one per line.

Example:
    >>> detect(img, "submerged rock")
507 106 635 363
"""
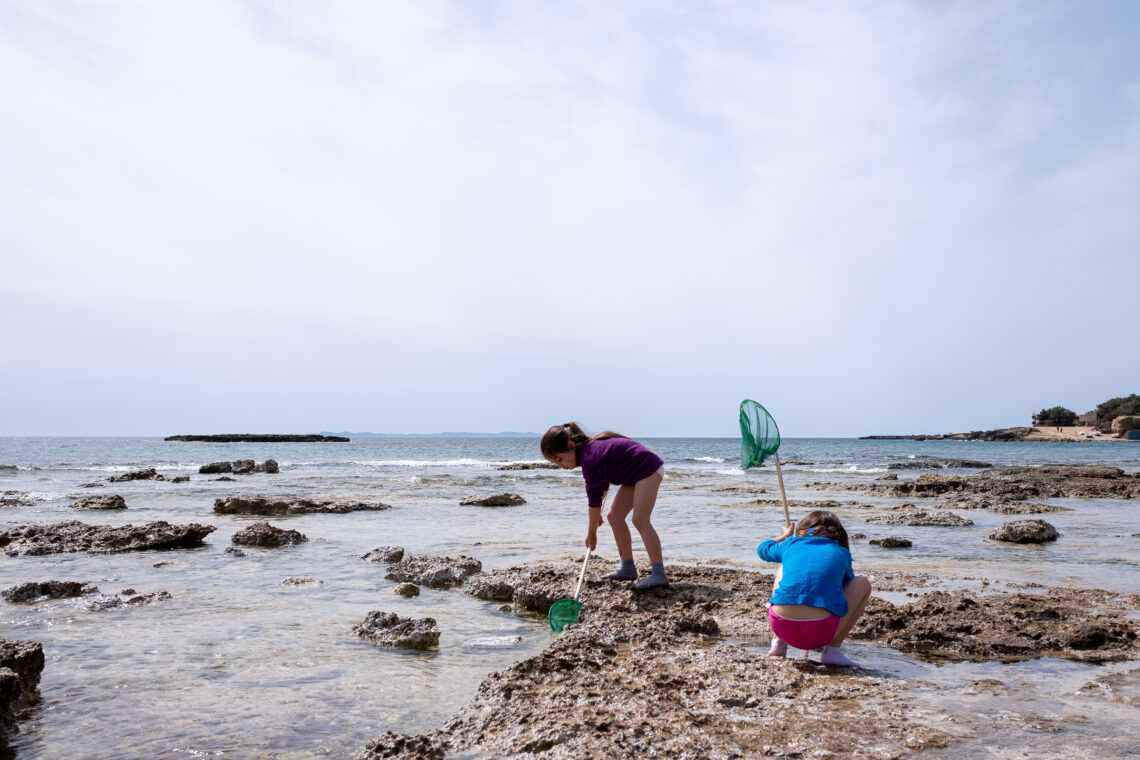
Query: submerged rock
394 583 420 598
199 461 233 474
990 519 1059 543
385 555 481 588
2 581 97 603
361 546 405 563
0 521 216 556
214 496 391 516
497 462 557 470
0 637 44 742
1 492 36 507
231 522 307 548
67 494 127 510
86 589 172 611
281 577 323 587
354 611 439 650
459 493 526 507
942 495 1072 514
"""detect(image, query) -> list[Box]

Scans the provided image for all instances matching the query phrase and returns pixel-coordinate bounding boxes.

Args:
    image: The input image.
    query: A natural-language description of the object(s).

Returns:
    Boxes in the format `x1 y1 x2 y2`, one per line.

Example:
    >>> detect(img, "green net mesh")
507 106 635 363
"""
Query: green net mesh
548 598 583 632
740 399 781 470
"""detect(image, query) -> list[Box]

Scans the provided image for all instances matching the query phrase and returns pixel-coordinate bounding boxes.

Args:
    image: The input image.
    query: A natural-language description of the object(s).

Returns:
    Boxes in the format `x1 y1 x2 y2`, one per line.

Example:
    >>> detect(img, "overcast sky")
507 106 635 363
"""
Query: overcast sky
2 1 1138 437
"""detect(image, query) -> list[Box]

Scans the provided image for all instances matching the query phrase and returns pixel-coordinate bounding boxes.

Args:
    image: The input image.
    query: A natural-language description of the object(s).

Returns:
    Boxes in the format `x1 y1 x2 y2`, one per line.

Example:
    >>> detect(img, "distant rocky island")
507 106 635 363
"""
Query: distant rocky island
323 431 539 438
165 434 350 443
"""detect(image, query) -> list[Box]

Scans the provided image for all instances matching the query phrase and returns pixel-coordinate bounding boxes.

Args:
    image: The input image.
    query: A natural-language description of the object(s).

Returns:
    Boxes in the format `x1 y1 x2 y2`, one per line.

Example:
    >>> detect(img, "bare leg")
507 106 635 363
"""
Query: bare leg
821 575 871 667
605 484 635 561
629 469 663 564
768 564 787 656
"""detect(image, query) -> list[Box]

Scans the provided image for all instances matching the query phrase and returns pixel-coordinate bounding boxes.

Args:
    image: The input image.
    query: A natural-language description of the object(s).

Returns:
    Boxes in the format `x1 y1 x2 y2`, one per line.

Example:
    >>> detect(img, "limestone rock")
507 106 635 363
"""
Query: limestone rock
385 555 481 588
361 546 405 563
870 537 912 548
394 583 420 597
0 521 215 556
214 496 390 516
354 611 439 650
459 493 526 507
67 494 127 510
0 637 44 740
2 581 98 603
108 468 166 482
231 522 307 548
990 519 1059 543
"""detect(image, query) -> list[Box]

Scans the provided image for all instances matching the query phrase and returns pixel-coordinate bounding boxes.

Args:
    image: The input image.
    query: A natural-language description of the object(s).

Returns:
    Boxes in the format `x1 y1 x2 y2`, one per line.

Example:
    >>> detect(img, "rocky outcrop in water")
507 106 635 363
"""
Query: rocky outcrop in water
864 505 973 526
231 522 307 547
385 555 482 588
870 536 913 547
68 494 127 510
0 637 44 745
868 465 1140 500
990 519 1059 543
356 561 1140 759
887 458 993 470
459 493 525 507
361 546 404 563
214 496 391 516
165 434 349 442
497 462 557 470
1 492 36 507
86 589 172 611
200 459 279 474
853 588 1136 662
354 611 439 650
394 583 420 597
941 495 1072 514
0 521 216 556
108 468 166 482
2 581 97 603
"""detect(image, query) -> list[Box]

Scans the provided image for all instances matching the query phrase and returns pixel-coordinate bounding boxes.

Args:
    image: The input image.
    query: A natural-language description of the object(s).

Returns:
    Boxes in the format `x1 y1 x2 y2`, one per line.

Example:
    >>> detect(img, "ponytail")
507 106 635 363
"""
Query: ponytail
540 422 627 458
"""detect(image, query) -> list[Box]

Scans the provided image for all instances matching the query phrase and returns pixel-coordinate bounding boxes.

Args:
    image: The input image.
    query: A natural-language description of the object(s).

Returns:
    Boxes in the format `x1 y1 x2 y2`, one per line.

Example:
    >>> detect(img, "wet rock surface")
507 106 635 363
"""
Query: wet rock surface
459 493 526 507
0 637 44 744
67 494 127 510
385 555 482 588
361 546 405 563
941 494 1072 514
200 459 279 474
989 519 1059 543
356 561 1140 759
108 468 166 482
394 583 420 597
864 505 973 526
0 521 216 556
1 492 36 507
887 458 993 469
231 522 307 547
853 588 1138 662
869 536 913 548
86 589 172 611
866 465 1140 500
2 581 97 603
214 496 391 515
354 611 439 650
497 462 557 470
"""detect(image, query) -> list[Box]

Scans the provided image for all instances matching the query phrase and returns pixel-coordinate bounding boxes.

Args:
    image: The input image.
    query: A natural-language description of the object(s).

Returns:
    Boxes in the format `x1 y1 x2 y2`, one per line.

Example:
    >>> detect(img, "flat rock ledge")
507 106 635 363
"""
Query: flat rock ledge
200 459 279 474
108 468 167 482
214 496 391 516
67 494 127 510
361 546 405 563
354 611 439 650
497 462 558 470
2 581 98 603
864 505 973 527
86 589 172 611
864 465 1140 500
1 637 44 744
0 521 216 556
459 493 526 507
989 519 1059 543
231 522 307 547
358 562 1140 759
385 555 482 588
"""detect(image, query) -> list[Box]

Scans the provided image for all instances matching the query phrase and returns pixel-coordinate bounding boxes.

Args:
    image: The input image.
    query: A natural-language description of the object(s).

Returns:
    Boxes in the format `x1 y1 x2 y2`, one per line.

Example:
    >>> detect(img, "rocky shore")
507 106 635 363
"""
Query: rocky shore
164 434 349 442
357 560 1139 759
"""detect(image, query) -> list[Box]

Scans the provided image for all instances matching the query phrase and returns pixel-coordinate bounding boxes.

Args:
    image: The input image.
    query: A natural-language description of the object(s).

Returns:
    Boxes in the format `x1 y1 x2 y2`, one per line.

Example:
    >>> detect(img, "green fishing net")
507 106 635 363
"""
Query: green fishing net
740 399 781 470
548 598 583 632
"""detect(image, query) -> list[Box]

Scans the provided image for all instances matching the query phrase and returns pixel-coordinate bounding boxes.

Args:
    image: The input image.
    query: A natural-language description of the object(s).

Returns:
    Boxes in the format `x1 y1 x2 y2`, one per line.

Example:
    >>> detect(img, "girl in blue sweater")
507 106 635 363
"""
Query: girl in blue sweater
541 422 669 589
757 510 871 667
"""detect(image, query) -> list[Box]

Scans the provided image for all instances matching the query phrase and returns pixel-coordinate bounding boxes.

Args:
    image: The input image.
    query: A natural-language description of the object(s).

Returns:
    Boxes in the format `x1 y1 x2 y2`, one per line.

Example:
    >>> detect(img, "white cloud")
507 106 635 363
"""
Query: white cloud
1 1 1137 435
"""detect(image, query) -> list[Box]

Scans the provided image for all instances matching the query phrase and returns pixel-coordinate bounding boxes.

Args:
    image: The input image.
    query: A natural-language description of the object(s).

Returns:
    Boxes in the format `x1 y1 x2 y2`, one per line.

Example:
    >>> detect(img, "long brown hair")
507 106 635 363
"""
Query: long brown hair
540 422 626 458
795 510 849 549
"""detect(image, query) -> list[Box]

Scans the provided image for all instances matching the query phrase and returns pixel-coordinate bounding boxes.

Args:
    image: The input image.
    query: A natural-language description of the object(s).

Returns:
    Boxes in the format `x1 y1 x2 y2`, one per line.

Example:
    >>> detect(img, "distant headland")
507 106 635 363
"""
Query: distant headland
322 431 540 438
165 434 350 442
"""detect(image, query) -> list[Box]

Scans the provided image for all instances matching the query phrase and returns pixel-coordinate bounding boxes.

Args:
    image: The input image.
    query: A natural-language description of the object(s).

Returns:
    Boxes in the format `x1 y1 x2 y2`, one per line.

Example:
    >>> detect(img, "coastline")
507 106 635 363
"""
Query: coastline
862 425 1125 443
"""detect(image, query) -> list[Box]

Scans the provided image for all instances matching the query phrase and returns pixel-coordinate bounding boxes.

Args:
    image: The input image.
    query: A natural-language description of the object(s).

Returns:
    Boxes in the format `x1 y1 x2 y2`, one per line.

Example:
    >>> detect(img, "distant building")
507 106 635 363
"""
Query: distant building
1078 411 1097 426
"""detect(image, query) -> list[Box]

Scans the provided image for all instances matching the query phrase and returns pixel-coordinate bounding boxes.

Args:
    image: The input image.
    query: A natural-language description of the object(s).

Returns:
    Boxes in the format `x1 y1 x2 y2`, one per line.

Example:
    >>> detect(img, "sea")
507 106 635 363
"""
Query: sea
1 436 1138 759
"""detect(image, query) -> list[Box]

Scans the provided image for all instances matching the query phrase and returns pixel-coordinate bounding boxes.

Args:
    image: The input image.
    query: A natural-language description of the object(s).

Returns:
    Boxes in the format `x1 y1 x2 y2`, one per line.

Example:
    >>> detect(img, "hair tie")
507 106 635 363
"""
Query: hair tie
806 529 815 537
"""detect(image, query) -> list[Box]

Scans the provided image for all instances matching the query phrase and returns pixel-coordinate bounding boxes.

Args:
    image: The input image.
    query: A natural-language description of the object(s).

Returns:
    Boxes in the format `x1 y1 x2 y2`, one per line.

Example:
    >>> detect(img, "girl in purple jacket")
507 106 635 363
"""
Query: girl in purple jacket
541 422 669 589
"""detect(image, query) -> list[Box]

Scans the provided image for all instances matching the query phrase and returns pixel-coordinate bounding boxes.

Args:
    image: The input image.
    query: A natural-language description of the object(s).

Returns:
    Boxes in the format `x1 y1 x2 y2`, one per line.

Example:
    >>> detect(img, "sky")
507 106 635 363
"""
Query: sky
2 1 1138 438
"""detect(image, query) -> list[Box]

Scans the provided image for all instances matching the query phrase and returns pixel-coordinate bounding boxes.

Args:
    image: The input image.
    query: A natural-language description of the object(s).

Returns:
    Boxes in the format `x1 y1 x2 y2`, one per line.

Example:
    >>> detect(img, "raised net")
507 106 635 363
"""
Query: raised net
740 399 781 470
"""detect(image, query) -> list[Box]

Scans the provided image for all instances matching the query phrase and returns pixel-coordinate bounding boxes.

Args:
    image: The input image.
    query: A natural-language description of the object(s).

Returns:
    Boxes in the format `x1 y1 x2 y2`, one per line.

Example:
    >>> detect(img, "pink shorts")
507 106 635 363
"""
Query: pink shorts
768 609 840 651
